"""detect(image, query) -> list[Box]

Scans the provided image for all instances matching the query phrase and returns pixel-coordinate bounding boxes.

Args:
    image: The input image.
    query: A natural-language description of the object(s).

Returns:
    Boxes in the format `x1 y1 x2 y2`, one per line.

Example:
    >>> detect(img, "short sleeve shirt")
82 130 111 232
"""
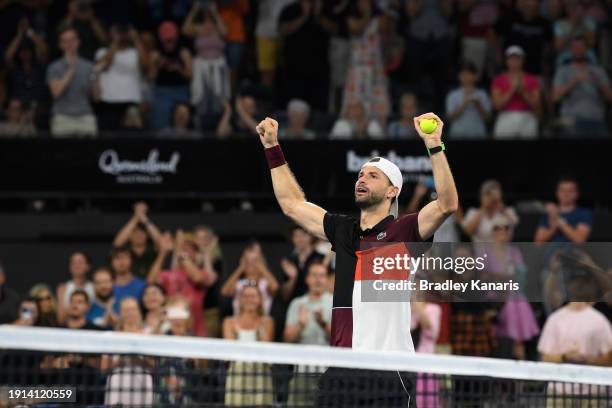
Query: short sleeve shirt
324 212 428 352
553 64 610 120
446 87 491 139
46 57 94 116
286 292 333 345
538 206 593 242
491 73 540 112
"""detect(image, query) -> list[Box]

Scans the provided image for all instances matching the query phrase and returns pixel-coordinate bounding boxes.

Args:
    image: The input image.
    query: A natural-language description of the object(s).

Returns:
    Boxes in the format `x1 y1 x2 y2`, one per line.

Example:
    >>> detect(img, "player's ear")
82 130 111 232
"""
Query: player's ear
387 186 399 200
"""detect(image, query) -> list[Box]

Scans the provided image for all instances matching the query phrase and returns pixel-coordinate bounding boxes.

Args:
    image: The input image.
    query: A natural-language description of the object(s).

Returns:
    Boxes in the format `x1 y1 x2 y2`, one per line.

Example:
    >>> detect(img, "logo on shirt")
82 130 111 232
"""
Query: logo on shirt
377 232 387 241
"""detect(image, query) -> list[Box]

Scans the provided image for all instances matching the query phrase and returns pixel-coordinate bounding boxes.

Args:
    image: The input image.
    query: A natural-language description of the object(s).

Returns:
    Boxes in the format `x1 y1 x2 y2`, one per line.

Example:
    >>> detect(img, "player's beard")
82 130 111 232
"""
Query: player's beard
355 190 385 210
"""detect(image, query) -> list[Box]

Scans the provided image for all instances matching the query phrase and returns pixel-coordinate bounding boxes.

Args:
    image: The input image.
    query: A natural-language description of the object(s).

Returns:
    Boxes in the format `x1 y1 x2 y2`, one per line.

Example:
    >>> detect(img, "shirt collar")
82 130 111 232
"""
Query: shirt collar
360 215 394 237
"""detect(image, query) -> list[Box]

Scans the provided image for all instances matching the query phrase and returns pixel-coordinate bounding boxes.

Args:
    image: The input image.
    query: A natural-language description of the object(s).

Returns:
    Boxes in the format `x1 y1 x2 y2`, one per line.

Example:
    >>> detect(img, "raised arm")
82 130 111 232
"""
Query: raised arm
413 113 459 240
256 118 327 239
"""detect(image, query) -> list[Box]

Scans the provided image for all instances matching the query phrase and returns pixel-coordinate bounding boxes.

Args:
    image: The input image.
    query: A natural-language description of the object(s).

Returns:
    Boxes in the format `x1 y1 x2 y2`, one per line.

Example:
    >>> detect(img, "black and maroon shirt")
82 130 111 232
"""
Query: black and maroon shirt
324 212 425 352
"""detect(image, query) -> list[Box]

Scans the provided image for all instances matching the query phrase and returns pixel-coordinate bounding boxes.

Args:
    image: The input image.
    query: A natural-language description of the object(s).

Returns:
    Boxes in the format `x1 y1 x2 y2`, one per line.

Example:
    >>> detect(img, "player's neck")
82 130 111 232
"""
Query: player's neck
359 206 390 230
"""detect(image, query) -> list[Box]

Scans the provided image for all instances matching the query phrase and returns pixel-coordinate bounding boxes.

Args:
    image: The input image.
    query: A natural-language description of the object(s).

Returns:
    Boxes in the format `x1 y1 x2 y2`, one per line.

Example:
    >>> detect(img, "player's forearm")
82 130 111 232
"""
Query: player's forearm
271 164 307 215
429 153 458 214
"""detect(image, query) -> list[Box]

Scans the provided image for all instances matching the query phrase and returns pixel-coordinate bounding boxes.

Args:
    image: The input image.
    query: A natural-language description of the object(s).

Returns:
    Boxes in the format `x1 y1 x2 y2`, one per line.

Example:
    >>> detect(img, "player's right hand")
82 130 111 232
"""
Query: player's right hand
256 117 279 148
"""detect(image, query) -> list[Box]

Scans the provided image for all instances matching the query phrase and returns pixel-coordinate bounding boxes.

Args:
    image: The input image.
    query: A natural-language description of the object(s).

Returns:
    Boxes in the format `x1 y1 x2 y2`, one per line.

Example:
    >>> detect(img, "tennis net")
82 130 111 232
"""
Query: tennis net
0 325 610 407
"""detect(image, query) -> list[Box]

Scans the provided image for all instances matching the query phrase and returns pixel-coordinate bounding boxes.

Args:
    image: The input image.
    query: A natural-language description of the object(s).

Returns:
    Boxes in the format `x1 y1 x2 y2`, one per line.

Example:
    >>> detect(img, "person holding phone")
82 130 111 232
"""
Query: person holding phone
13 298 39 326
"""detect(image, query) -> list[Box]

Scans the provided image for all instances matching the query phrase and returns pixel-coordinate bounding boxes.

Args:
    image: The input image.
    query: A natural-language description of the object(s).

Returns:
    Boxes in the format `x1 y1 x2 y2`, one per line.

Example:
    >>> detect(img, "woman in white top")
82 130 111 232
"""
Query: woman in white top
56 252 94 324
223 285 274 406
461 179 519 242
94 24 147 131
220 242 278 316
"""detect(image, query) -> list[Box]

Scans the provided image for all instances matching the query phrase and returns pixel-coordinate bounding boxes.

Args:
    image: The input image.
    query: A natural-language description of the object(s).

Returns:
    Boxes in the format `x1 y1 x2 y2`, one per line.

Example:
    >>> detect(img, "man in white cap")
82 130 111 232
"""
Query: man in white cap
256 113 458 407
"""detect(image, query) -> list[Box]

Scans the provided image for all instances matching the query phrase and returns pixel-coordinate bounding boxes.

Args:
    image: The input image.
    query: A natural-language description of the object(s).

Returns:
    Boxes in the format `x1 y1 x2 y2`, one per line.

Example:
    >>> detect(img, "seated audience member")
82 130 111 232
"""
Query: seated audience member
221 242 278 316
553 0 598 66
158 103 200 138
56 251 94 324
279 99 316 139
148 21 192 130
223 284 274 406
216 94 260 138
552 36 612 138
0 98 36 137
446 62 491 139
0 264 20 324
148 232 216 336
280 226 324 303
411 300 442 408
111 248 146 314
122 105 145 131
12 297 39 327
331 99 384 139
29 284 59 327
284 262 332 345
94 24 147 131
142 283 169 334
64 289 101 330
535 177 592 243
387 93 419 139
113 202 163 279
462 180 519 242
47 27 98 137
538 302 612 405
491 46 541 139
87 267 116 328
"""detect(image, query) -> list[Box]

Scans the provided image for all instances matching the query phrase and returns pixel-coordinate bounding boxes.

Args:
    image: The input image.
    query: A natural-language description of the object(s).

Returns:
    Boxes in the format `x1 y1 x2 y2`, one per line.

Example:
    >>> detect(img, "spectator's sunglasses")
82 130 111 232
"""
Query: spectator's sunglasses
36 295 52 301
493 225 510 231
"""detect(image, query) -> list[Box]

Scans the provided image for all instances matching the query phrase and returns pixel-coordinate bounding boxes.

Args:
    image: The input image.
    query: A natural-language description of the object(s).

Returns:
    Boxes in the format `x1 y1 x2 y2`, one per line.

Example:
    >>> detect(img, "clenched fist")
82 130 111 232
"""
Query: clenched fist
413 113 444 149
256 117 279 148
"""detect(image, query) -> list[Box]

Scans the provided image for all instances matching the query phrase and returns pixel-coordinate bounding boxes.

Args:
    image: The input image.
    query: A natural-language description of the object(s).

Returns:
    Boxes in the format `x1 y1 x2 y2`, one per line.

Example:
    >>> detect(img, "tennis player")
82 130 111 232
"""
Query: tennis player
256 113 458 407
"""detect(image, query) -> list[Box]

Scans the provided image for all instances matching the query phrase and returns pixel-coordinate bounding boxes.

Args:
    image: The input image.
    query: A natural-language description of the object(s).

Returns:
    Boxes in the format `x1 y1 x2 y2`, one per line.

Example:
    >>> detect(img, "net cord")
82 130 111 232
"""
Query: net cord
0 325 610 386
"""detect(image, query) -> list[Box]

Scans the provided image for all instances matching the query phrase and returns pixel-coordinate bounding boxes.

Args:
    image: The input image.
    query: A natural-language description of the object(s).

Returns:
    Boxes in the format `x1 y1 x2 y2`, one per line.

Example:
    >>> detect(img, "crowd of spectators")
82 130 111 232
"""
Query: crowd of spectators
0 0 611 138
1 175 611 404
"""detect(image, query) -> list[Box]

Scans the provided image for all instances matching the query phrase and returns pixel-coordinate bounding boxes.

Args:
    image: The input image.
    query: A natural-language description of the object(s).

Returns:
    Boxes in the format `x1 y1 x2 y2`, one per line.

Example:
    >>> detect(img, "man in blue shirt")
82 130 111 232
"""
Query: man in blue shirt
86 267 116 327
111 247 146 313
535 177 592 243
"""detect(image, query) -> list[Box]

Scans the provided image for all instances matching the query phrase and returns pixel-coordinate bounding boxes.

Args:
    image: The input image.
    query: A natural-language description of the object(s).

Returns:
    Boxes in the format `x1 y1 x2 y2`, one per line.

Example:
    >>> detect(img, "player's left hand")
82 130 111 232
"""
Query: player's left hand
414 112 444 148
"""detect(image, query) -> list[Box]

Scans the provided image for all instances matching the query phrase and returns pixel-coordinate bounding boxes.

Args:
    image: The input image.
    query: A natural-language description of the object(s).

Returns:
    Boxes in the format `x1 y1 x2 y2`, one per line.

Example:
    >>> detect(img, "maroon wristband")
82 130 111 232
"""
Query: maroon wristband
264 145 286 169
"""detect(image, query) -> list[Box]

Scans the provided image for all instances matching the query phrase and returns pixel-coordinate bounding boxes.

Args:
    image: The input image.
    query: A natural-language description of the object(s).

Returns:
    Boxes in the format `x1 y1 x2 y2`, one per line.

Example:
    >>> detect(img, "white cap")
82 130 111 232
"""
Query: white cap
505 45 525 57
361 157 403 218
166 306 190 320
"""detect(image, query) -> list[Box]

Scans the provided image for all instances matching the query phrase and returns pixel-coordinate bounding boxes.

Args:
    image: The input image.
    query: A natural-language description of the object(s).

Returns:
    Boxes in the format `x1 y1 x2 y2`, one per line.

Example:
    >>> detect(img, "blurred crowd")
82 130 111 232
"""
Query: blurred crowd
0 0 611 139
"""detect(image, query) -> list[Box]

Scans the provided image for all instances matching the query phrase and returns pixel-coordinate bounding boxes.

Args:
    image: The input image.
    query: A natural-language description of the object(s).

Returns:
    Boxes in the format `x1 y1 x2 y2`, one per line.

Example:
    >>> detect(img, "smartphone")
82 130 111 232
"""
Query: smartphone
20 307 33 322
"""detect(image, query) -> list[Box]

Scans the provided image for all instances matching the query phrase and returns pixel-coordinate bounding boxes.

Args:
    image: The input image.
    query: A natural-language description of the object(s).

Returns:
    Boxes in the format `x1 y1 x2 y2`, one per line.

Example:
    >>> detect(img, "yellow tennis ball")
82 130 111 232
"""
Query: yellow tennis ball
419 118 438 134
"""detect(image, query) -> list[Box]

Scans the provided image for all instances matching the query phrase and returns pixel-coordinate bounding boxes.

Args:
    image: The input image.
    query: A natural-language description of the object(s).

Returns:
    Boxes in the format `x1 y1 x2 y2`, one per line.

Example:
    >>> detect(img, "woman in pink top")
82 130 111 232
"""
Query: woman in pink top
148 233 217 336
491 45 542 139
411 301 442 408
183 1 231 120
